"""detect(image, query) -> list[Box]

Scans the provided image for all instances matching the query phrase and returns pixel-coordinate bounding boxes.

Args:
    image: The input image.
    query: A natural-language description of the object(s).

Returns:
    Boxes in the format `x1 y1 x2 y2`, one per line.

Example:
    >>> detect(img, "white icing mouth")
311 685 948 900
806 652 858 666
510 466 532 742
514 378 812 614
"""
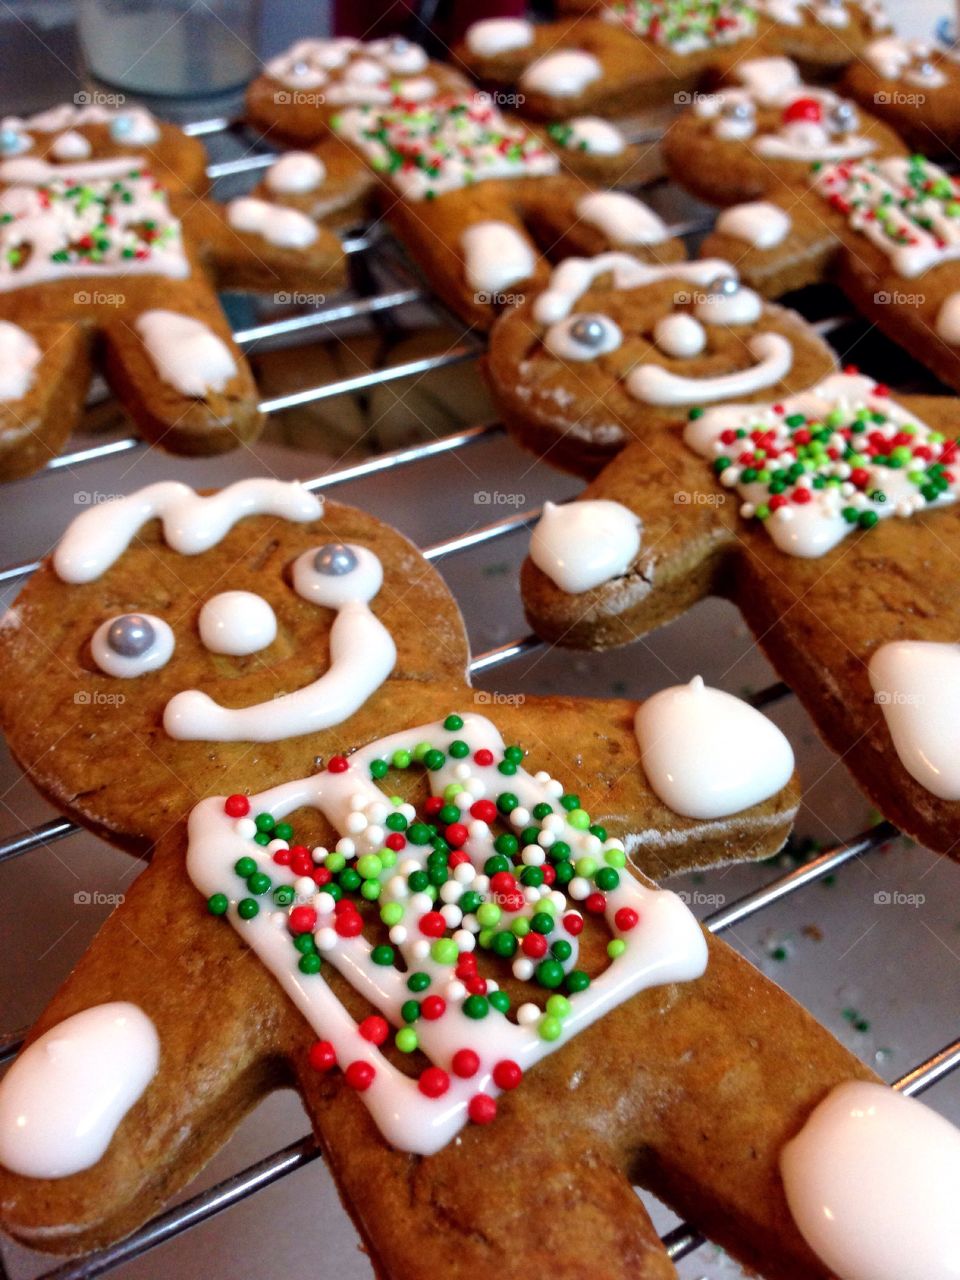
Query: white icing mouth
627 332 793 406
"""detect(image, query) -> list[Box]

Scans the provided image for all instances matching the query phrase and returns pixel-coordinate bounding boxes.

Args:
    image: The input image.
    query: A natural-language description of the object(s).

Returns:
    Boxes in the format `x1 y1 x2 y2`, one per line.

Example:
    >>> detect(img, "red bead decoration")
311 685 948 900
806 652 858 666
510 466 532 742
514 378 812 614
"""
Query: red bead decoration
448 849 470 868
521 932 548 959
456 955 478 979
418 1067 451 1098
445 822 469 848
468 1093 497 1125
421 995 446 1020
328 755 349 773
345 1060 375 1091
563 912 584 935
452 1048 480 1078
464 975 488 996
359 1015 389 1045
540 864 556 886
470 799 497 824
424 796 444 817
272 848 292 866
419 911 446 938
308 1040 337 1072
614 907 639 932
385 832 406 852
474 749 495 766
288 905 317 935
335 912 363 938
782 96 822 123
490 871 518 895
492 1060 522 1091
224 794 250 818
312 866 332 887
585 892 607 915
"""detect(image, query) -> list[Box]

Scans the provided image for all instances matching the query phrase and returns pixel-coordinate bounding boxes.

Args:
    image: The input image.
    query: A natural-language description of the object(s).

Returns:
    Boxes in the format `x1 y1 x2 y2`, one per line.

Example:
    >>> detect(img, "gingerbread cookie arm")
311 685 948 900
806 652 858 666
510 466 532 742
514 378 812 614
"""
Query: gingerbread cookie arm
0 319 93 481
255 138 379 231
97 275 263 456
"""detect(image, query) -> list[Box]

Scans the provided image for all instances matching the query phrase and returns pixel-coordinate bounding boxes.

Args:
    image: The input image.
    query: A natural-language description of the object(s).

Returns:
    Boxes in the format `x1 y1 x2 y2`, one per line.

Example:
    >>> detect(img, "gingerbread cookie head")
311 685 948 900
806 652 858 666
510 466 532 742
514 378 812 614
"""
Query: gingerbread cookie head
842 36 960 159
663 57 907 206
245 35 469 144
486 252 839 474
0 103 345 481
752 0 891 69
521 369 960 857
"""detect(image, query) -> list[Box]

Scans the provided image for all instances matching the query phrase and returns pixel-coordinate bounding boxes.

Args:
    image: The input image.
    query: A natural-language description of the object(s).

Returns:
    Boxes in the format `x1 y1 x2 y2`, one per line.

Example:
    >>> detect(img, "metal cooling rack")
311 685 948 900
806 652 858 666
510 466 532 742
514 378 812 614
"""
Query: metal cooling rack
0 110 958 1280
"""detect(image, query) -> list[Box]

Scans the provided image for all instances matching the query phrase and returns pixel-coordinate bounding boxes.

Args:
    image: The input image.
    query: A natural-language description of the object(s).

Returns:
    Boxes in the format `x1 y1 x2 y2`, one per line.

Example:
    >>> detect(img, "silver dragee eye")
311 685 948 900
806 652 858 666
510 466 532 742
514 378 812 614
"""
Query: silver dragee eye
91 612 175 678
292 542 384 607
543 312 623 361
693 275 762 325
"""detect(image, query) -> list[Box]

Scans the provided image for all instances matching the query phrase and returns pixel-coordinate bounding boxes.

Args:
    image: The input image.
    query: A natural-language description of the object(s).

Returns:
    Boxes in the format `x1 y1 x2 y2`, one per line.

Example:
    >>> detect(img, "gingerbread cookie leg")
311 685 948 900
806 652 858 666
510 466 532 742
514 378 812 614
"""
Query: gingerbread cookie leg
0 319 92 482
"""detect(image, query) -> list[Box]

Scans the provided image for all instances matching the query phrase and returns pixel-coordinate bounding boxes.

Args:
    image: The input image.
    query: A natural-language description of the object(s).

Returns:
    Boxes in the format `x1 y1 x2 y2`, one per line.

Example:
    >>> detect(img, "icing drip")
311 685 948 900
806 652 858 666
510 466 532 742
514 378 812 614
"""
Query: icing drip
716 201 791 248
868 641 960 799
575 191 669 245
187 714 708 1154
333 94 558 200
0 321 41 401
532 253 736 324
461 221 535 294
265 151 327 195
53 479 324 583
684 372 958 557
530 500 641 592
164 544 396 742
781 1082 960 1280
0 169 187 291
465 18 534 56
548 117 626 156
135 311 237 398
812 155 960 278
0 1003 159 1179
634 675 793 817
520 51 602 97
198 591 277 656
604 0 757 51
226 197 317 248
628 332 792 406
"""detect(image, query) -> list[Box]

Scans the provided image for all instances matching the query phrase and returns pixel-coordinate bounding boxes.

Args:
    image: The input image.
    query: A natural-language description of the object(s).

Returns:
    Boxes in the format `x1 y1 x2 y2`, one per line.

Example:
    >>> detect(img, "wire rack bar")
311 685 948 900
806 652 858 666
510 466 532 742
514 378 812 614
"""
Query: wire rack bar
182 117 233 137
205 153 275 181
0 819 76 869
424 509 538 561
233 288 424 345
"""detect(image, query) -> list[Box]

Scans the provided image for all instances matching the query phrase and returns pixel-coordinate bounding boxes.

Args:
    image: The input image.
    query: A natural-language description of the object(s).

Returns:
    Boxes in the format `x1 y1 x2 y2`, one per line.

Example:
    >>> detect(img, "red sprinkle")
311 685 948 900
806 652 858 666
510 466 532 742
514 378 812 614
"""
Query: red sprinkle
424 796 444 817
272 848 292 867
563 912 584 936
359 1016 389 1045
792 488 812 505
335 912 363 938
224 794 249 818
448 849 470 868
456 954 478 978
468 1094 497 1125
288 905 317 935
470 799 497 824
584 892 607 915
464 975 488 996
385 833 406 852
328 755 349 774
474 749 495 767
445 822 469 848
419 911 446 938
452 1048 480 1078
421 995 446 1021
521 932 548 959
308 1040 337 1072
492 1060 522 1091
614 907 639 932
345 1060 375 1091
312 866 332 887
418 1067 450 1098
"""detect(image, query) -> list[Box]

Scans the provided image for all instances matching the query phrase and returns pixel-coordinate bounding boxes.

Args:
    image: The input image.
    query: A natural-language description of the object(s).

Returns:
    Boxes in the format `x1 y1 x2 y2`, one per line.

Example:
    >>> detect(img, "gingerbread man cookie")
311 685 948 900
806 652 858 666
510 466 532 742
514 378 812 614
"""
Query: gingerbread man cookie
258 91 684 330
0 102 345 481
521 368 960 858
1 490 956 1279
485 252 839 473
842 35 960 158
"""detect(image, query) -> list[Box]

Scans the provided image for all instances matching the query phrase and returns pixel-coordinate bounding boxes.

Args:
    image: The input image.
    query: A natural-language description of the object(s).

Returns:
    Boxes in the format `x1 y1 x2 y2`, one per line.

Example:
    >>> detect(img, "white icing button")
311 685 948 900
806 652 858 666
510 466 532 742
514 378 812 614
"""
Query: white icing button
576 191 669 245
50 129 92 160
135 310 237 399
869 641 960 800
563 117 626 155
226 197 317 248
521 50 602 97
198 591 278 656
716 201 791 249
653 312 706 357
936 291 960 344
265 150 326 194
530 500 641 594
0 1003 159 1178
781 1082 960 1280
461 220 535 294
634 675 794 817
466 17 534 56
0 321 41 401
734 55 801 103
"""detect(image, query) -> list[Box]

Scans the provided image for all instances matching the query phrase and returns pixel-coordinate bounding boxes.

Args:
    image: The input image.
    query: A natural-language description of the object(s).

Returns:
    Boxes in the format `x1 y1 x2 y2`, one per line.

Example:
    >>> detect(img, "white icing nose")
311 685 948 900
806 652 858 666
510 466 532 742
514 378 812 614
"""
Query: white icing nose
653 313 706 358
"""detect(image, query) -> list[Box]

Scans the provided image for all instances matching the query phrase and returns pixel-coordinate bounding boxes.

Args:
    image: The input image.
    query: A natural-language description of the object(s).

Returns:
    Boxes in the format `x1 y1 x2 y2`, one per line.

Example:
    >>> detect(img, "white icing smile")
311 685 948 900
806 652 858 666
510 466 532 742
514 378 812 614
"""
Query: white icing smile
628 332 793 407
